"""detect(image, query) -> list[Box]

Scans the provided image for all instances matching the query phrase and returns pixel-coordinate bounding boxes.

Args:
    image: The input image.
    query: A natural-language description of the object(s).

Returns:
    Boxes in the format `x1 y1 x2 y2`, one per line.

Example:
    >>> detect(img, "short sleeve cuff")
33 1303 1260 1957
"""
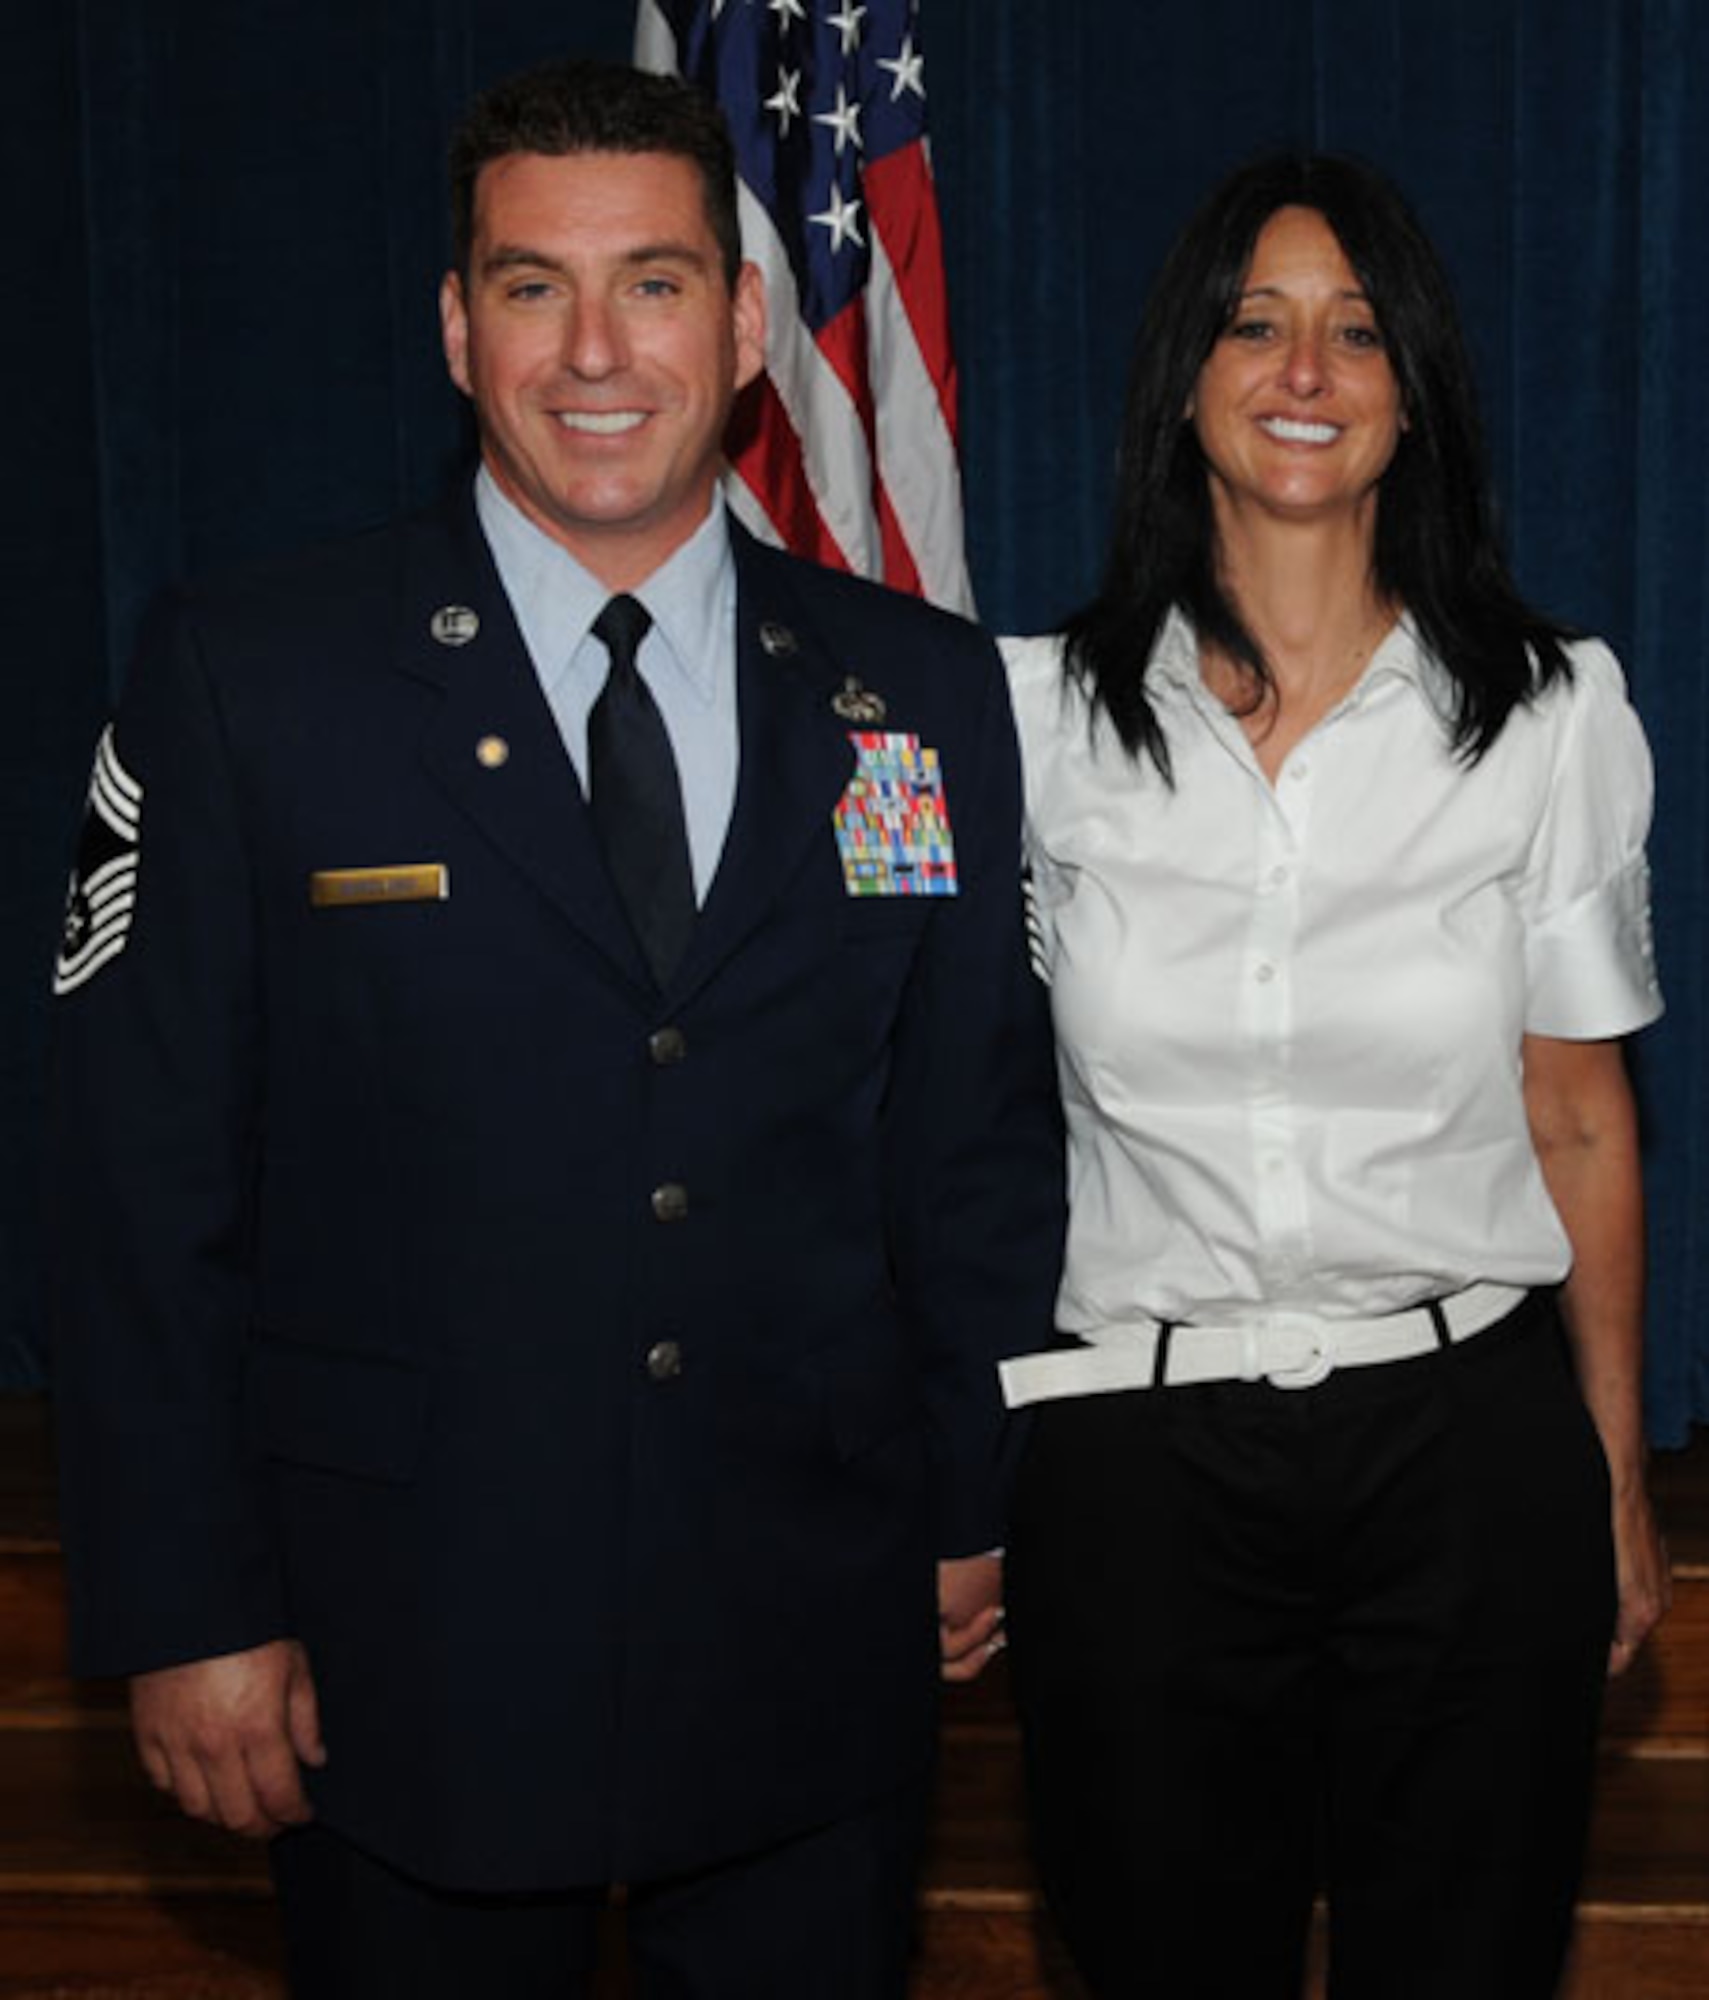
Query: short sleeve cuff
1525 855 1663 1038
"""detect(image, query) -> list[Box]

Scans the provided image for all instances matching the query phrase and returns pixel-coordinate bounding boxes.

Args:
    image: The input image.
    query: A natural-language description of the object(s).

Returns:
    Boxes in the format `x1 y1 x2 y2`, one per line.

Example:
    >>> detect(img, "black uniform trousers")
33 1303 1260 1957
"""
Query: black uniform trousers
269 1781 927 2000
1006 1292 1615 2000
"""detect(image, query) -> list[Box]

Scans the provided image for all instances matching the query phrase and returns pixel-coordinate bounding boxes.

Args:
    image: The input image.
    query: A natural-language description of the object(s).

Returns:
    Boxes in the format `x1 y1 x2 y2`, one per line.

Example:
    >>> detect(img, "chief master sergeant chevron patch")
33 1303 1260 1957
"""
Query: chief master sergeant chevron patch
53 726 142 997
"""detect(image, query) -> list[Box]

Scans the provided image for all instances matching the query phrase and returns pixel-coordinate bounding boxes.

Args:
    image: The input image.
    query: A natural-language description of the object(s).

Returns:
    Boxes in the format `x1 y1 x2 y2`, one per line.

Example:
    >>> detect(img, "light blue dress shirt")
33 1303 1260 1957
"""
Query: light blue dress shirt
474 469 740 903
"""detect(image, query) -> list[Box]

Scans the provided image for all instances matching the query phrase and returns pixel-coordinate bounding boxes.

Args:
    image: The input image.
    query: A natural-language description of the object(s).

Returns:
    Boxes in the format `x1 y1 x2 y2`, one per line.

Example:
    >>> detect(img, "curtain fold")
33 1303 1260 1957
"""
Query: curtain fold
1632 0 1709 1435
7 0 1707 1441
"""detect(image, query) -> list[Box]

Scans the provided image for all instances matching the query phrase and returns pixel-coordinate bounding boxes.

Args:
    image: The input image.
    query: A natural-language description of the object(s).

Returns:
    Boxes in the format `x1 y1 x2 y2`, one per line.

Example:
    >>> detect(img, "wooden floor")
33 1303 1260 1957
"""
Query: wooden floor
3 1396 1707 1996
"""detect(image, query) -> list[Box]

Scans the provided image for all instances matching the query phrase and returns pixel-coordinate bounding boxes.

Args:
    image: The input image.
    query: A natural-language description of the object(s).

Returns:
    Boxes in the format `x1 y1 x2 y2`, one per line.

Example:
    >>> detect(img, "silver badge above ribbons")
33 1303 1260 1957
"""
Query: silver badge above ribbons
759 621 798 658
430 605 480 647
831 676 887 725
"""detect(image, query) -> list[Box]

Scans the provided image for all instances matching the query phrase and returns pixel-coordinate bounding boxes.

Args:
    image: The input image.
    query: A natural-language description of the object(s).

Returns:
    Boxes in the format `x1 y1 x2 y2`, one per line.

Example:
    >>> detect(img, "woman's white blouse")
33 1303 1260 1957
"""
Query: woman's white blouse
1003 613 1662 1332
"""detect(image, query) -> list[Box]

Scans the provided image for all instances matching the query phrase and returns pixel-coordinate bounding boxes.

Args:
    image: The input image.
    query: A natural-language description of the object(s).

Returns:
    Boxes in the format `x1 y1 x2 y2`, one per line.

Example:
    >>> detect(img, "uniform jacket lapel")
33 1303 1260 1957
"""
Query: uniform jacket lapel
672 525 860 1002
396 491 653 991
393 498 858 1004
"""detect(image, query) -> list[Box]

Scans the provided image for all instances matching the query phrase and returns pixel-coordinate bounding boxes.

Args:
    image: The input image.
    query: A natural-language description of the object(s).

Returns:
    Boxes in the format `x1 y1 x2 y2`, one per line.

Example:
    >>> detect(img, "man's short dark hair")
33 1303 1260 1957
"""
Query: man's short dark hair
448 57 743 287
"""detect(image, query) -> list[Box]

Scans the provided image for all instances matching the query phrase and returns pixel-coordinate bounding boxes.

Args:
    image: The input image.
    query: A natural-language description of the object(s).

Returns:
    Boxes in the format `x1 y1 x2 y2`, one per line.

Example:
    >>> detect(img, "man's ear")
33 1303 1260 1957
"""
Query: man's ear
732 261 767 393
440 271 472 397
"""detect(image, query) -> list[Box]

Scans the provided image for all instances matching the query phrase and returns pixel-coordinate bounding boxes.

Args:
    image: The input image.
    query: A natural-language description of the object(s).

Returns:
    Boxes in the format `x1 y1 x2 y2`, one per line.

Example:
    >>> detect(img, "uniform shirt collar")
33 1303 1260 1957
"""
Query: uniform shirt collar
474 468 733 704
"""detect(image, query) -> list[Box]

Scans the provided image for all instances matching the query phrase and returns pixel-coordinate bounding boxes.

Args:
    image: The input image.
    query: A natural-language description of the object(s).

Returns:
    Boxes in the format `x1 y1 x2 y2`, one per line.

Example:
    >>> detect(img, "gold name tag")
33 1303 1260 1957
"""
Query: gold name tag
309 864 450 908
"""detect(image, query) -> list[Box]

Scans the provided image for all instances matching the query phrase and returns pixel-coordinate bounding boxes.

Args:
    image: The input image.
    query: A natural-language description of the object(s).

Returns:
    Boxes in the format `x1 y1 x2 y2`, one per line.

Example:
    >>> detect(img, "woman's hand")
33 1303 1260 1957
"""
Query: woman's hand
1607 1476 1671 1676
1522 1032 1670 1674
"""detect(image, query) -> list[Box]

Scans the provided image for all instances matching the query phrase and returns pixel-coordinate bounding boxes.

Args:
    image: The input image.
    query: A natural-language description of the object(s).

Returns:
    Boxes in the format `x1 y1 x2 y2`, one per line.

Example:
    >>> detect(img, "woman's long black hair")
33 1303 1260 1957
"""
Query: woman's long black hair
1063 153 1572 778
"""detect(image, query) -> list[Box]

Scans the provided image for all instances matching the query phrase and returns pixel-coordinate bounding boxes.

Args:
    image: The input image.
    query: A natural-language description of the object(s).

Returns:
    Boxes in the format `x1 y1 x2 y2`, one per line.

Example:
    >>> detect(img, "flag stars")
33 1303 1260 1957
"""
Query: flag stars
813 81 863 156
769 0 807 25
825 2 866 53
810 182 865 253
765 66 803 134
879 33 926 101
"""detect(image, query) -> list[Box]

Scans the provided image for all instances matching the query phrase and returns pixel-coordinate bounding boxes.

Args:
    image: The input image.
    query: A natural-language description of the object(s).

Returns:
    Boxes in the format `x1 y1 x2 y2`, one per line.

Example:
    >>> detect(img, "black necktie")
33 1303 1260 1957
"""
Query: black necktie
587 594 696 986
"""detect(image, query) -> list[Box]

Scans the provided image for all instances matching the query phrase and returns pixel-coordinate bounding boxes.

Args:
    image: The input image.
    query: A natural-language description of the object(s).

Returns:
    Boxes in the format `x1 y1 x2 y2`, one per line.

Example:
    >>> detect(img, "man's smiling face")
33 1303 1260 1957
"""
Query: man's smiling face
441 148 765 589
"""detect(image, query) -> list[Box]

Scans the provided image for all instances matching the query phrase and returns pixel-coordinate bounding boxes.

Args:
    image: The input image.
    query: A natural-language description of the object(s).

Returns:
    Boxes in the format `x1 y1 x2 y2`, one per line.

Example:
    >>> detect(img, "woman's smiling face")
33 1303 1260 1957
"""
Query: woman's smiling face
1190 203 1406 536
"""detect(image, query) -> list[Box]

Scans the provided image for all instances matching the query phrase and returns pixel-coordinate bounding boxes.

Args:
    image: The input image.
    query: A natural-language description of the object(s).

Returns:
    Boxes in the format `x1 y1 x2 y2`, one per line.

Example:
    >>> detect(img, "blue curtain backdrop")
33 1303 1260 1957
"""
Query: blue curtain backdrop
6 2 1706 1443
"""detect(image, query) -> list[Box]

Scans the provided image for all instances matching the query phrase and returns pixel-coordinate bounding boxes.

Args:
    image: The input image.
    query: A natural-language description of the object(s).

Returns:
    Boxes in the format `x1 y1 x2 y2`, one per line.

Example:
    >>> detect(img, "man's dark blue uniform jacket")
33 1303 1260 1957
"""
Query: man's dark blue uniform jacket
48 492 1064 1891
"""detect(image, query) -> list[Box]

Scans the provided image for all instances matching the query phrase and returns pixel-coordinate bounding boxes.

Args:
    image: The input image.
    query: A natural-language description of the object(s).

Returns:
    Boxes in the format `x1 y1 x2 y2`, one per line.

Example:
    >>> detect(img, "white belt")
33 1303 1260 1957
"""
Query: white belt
999 1282 1528 1408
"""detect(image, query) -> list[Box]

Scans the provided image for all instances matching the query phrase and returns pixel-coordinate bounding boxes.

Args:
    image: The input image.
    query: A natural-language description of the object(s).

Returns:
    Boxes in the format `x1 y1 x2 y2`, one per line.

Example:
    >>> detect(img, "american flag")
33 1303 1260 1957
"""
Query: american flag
635 0 973 613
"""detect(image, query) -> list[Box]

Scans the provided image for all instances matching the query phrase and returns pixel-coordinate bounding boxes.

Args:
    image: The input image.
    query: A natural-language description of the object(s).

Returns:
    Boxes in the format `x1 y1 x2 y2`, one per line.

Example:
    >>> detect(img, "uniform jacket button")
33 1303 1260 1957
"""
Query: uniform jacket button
645 1339 684 1382
651 1182 689 1223
648 1026 688 1066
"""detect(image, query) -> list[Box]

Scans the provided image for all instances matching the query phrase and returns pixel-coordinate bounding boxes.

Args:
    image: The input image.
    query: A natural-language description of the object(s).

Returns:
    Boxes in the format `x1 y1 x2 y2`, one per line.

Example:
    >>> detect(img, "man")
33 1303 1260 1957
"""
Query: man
48 56 1063 1998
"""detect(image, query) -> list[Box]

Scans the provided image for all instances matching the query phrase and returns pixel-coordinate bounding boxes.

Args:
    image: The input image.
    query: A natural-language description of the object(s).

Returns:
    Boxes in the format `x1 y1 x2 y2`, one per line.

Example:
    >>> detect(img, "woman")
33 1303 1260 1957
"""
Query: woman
999 155 1669 1998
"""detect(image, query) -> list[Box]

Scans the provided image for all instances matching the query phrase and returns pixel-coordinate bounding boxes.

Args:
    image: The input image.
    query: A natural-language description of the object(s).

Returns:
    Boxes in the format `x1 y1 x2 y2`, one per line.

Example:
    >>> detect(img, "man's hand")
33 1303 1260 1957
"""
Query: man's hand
937 1553 1006 1684
129 1638 326 1838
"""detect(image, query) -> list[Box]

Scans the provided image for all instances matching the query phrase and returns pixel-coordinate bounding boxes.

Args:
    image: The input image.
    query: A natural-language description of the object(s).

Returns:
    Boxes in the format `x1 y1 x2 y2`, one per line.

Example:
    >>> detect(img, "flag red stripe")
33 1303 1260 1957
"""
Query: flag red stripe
805 301 925 597
725 377 852 574
809 299 875 446
876 484 925 598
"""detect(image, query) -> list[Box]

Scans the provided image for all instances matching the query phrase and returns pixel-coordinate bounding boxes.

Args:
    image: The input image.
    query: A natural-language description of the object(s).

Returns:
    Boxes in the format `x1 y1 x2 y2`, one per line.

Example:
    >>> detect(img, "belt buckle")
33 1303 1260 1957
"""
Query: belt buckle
1264 1316 1335 1391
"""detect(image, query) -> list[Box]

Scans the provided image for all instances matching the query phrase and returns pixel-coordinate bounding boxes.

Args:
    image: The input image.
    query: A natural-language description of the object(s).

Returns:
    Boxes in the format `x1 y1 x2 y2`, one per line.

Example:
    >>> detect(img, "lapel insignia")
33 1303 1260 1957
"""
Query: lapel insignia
831 676 888 725
759 620 798 658
430 604 480 647
833 732 958 897
475 735 510 769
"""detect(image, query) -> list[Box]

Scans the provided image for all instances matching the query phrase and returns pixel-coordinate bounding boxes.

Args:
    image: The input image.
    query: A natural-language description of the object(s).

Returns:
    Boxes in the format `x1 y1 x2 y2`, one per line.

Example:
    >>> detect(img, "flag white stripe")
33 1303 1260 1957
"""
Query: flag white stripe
867 225 972 612
737 186 880 577
721 467 785 549
632 0 675 72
